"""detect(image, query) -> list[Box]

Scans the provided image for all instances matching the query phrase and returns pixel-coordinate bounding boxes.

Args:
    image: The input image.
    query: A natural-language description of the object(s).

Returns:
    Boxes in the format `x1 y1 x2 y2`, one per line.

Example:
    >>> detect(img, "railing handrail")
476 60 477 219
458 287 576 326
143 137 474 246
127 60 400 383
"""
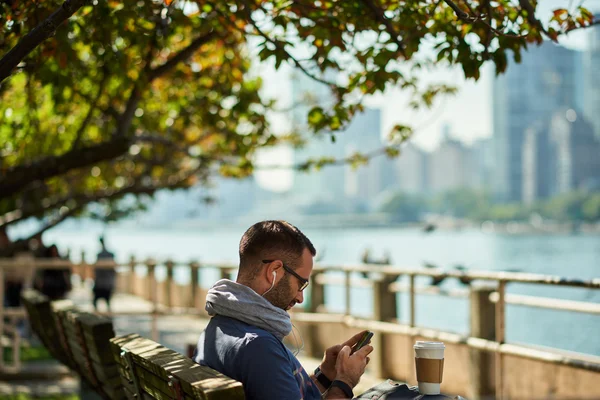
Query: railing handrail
1 257 599 289
313 264 600 289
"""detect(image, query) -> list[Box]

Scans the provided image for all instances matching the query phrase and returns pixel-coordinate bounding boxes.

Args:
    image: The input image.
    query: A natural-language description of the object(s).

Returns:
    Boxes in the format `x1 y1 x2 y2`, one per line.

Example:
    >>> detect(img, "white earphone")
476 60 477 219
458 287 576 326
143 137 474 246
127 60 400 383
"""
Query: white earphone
262 271 277 297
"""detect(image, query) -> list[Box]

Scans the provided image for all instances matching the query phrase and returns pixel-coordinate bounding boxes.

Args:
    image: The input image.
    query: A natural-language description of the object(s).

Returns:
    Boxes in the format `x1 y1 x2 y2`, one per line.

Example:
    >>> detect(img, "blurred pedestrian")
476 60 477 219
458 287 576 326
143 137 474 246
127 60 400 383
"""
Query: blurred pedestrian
34 244 72 300
93 236 116 312
1 228 22 308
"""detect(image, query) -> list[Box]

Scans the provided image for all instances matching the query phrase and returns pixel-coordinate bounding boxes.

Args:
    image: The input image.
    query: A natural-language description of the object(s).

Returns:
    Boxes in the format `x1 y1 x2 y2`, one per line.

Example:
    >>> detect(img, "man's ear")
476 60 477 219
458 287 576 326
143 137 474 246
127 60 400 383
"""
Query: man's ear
264 260 283 282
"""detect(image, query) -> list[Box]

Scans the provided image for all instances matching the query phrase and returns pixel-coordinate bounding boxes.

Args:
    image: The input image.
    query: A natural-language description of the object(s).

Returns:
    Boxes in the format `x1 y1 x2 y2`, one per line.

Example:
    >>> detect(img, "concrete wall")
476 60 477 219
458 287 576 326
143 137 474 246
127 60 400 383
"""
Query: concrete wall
290 319 600 400
502 354 600 399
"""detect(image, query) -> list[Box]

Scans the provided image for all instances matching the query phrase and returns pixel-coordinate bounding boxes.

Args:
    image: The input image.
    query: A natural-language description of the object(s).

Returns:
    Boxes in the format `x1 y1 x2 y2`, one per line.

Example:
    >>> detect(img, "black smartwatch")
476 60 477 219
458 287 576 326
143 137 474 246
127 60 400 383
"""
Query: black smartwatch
314 366 333 389
331 380 354 399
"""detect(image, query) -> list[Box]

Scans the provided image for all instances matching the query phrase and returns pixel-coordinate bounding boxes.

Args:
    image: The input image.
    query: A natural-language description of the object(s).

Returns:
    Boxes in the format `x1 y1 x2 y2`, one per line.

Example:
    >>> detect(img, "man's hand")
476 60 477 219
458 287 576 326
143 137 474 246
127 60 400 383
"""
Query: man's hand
319 330 372 381
334 344 372 388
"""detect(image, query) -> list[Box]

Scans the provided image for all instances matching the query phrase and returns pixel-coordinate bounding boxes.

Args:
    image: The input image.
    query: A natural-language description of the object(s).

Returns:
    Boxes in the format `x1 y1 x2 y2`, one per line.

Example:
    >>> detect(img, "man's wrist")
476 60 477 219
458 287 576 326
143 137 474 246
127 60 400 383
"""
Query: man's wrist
331 380 354 399
314 366 333 388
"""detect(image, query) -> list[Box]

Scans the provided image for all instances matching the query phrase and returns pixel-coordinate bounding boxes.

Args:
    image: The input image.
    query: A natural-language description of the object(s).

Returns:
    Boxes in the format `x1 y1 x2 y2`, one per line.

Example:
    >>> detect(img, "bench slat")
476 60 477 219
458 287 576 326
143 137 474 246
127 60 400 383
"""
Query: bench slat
21 290 73 367
111 334 245 400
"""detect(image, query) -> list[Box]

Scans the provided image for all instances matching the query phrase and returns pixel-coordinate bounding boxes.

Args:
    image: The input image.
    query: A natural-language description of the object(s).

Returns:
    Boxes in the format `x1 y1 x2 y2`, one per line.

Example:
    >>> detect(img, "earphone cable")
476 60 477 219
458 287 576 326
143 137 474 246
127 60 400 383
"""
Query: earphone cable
291 322 305 356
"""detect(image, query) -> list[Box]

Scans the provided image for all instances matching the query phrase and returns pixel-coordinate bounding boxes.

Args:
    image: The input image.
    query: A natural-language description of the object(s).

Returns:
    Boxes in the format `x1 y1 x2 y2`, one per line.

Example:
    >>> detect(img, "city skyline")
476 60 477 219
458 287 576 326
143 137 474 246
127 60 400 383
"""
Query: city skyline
254 3 600 192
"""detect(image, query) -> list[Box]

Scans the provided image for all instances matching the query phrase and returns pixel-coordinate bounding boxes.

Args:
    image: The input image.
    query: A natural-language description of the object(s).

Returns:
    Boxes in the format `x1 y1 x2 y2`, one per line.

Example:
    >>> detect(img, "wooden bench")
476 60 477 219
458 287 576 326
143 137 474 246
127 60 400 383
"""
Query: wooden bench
22 289 244 399
20 289 75 369
110 334 244 400
55 308 126 399
21 289 124 399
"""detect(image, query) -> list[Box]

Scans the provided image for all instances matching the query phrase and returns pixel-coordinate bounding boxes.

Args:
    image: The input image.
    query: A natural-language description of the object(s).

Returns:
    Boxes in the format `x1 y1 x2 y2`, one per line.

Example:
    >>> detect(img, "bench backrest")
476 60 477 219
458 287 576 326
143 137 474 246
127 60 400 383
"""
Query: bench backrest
55 308 126 400
22 289 124 400
110 334 245 400
20 289 75 369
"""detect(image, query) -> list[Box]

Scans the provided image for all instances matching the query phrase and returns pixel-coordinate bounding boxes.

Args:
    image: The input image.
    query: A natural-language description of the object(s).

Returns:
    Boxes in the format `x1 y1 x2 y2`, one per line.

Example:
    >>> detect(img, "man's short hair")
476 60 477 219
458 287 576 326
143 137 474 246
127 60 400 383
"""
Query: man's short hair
239 220 316 277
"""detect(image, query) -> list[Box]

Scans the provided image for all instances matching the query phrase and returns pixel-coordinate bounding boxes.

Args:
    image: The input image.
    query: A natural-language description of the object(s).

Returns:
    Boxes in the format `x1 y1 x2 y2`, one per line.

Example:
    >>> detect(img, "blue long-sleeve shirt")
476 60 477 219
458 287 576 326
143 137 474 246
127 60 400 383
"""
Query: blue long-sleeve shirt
193 315 321 400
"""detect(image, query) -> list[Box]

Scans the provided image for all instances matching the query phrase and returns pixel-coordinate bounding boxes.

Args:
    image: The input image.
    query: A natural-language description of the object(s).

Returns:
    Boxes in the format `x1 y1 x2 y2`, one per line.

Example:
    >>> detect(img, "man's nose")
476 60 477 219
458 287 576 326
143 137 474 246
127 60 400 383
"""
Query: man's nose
295 290 304 304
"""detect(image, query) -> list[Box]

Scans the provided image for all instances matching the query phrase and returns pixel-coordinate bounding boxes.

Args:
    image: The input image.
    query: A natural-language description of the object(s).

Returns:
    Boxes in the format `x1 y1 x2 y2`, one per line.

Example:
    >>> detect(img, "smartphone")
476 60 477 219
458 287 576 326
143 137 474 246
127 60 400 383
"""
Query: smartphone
351 331 373 354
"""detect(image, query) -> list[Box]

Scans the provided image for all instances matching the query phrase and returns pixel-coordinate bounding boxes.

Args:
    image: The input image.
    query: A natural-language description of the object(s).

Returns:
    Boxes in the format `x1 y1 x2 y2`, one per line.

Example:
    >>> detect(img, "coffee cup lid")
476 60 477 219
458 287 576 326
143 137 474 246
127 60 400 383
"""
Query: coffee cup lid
414 341 445 349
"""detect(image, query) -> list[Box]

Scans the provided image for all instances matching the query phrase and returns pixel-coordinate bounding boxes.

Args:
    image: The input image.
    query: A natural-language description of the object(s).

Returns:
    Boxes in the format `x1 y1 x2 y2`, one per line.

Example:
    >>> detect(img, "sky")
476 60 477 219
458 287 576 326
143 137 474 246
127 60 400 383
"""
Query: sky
253 0 600 192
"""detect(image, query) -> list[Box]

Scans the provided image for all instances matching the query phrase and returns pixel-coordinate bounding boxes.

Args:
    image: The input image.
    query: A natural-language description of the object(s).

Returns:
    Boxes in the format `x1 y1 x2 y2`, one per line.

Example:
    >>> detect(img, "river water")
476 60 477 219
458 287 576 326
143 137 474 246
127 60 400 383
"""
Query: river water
45 226 600 356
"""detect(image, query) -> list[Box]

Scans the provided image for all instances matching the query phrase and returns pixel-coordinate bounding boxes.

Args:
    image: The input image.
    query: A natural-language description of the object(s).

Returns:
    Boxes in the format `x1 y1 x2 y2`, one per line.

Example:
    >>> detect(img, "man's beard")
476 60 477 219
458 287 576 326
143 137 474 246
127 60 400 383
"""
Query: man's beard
264 274 296 310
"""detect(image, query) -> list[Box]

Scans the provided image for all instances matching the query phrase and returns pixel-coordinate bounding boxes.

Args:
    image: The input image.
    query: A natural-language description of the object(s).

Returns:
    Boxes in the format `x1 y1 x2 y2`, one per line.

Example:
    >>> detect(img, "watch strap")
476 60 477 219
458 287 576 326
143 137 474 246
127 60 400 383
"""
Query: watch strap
314 366 333 388
331 380 354 398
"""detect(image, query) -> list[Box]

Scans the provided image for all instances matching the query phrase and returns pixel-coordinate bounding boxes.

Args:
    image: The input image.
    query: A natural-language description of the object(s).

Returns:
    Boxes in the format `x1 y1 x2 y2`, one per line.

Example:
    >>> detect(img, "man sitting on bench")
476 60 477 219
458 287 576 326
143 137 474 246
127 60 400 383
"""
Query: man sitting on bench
193 220 372 399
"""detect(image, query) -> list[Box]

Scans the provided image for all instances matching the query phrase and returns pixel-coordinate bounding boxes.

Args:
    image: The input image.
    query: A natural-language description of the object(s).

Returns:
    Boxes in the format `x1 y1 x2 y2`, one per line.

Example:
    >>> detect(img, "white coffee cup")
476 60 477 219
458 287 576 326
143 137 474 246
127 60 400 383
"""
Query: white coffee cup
414 341 445 395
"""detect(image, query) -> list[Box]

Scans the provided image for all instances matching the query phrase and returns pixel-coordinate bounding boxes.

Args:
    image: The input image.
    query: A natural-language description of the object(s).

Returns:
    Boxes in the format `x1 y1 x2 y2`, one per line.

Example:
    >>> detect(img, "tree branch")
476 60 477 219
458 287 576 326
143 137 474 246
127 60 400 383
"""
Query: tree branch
238 0 339 88
0 11 232 206
565 19 600 33
112 30 218 139
518 0 550 36
0 136 131 200
71 86 120 120
0 188 95 228
443 0 530 38
72 70 108 149
0 203 85 256
359 0 407 57
0 0 87 84
0 166 204 256
443 0 470 20
114 88 141 138
147 31 218 81
258 141 407 171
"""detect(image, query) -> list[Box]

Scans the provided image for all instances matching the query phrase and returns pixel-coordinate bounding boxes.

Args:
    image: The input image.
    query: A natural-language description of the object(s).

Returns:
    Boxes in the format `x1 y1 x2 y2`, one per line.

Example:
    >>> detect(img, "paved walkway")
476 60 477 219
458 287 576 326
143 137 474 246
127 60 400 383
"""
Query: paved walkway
2 285 384 396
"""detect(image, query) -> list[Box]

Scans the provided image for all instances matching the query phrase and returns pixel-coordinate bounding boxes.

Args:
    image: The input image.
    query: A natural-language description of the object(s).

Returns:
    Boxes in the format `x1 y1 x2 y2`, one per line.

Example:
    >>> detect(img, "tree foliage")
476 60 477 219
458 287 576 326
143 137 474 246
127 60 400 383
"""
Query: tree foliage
0 0 597 250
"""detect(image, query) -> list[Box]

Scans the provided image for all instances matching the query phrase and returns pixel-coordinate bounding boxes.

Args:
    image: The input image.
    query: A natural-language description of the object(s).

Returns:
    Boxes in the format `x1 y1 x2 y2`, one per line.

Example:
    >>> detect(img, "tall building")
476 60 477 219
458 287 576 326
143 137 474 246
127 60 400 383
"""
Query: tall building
468 138 493 191
522 109 600 203
583 19 600 138
289 72 343 207
492 42 580 202
522 122 553 204
343 109 383 209
548 109 600 194
393 143 428 194
289 72 383 210
428 129 471 193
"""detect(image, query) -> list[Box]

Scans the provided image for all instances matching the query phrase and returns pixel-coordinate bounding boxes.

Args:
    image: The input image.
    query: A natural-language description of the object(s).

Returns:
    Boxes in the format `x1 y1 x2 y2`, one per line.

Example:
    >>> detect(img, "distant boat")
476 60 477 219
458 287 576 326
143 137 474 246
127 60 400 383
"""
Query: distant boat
360 249 391 278
423 223 436 233
425 263 523 286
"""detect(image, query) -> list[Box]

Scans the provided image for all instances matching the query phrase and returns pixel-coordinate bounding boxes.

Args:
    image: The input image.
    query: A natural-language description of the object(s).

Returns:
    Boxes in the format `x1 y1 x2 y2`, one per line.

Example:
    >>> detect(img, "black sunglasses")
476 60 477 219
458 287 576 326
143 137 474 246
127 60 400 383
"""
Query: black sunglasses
262 260 309 292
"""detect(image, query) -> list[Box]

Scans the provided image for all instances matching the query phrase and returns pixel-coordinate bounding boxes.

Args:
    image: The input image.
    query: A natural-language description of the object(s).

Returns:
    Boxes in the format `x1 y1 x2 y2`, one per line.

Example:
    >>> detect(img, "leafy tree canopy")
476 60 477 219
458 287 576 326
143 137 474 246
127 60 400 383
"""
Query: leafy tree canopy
0 0 597 252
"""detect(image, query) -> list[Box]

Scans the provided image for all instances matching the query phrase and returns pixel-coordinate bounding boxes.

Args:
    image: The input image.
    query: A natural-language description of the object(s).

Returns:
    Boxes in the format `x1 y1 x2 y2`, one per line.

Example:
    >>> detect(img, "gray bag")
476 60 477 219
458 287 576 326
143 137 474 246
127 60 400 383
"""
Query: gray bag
355 380 467 399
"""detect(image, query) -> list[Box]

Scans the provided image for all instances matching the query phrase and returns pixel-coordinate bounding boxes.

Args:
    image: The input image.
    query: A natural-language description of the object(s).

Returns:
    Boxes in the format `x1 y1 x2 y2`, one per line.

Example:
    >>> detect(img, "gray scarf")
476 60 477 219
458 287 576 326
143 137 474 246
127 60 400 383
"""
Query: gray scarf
205 279 292 341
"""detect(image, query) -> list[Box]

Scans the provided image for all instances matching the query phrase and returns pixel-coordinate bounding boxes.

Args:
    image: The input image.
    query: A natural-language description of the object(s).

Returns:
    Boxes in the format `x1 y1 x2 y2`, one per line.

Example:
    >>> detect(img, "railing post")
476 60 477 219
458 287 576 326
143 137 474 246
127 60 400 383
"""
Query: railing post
129 255 136 295
146 259 158 341
495 281 506 400
373 275 397 322
372 274 397 379
469 285 497 400
409 274 415 327
307 271 326 358
344 270 351 315
165 260 174 309
220 267 229 281
80 250 87 282
190 261 200 309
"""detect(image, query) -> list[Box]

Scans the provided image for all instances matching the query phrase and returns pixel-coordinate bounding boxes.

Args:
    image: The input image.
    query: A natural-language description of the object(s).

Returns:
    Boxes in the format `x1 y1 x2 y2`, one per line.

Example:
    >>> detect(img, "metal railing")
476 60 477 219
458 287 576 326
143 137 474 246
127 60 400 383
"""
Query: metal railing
1 256 599 399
